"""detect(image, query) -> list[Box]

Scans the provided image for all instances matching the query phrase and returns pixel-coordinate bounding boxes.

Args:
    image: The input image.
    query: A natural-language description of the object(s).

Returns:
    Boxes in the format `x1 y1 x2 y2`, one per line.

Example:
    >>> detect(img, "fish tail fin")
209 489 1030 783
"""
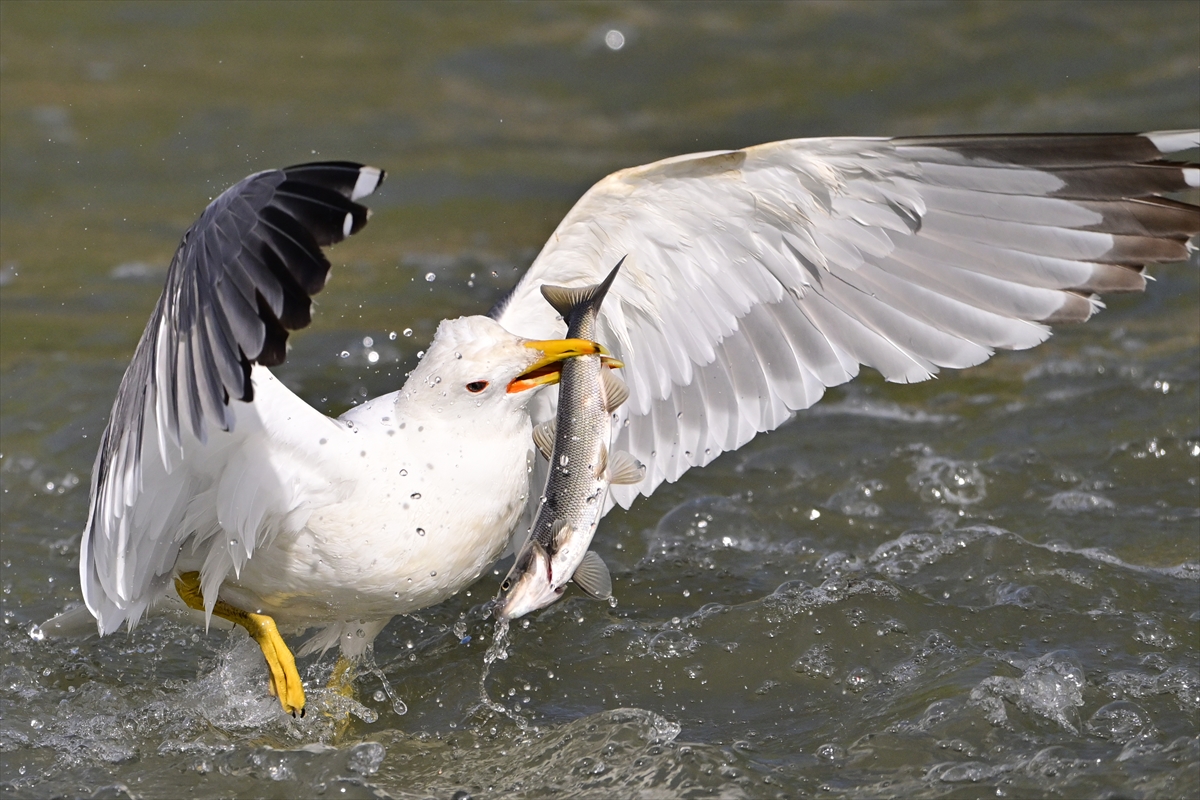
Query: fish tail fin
540 255 626 317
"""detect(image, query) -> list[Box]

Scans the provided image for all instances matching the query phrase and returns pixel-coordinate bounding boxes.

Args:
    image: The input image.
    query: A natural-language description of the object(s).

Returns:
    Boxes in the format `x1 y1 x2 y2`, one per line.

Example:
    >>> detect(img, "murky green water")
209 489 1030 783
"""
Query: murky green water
2 2 1198 798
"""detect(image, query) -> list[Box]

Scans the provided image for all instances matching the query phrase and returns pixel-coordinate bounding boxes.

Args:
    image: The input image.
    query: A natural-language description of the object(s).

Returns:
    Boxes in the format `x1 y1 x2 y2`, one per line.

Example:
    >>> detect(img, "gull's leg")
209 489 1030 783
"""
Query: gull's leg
326 655 358 739
175 572 306 717
327 655 357 698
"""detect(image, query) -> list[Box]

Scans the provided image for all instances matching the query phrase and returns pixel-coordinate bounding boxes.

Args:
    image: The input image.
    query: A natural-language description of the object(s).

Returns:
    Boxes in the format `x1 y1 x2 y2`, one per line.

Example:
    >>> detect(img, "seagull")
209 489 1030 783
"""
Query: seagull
42 132 1199 716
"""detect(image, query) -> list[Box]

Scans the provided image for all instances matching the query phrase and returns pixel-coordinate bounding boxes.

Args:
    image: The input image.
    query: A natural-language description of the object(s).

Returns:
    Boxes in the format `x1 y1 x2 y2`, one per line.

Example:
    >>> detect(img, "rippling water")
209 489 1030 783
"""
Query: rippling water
2 3 1197 798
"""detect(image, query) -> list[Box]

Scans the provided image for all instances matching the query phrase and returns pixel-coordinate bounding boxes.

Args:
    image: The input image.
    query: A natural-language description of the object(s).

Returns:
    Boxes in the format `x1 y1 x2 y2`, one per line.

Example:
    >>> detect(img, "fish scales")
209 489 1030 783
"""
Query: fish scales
497 259 643 620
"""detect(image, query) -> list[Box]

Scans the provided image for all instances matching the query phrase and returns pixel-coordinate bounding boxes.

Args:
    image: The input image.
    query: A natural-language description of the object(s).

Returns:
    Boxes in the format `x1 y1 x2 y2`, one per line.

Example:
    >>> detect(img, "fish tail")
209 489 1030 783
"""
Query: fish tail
540 256 625 318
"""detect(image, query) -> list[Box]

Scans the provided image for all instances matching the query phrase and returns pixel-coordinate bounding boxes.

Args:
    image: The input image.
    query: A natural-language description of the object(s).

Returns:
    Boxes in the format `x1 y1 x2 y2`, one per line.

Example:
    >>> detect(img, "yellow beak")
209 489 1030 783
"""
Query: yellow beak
507 339 623 393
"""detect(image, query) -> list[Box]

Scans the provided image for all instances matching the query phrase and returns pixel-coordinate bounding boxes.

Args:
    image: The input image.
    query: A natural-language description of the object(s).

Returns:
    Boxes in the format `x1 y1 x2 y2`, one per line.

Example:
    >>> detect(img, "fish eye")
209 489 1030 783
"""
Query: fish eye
466 381 489 394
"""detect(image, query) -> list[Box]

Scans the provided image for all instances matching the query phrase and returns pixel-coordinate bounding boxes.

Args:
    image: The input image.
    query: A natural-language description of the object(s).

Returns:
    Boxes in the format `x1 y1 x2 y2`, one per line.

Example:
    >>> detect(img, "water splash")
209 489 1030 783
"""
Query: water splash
475 618 530 731
360 662 407 716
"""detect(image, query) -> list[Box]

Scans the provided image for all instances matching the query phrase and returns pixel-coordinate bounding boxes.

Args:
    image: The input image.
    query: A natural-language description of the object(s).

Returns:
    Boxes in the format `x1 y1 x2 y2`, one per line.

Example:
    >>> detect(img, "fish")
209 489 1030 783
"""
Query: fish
495 258 645 621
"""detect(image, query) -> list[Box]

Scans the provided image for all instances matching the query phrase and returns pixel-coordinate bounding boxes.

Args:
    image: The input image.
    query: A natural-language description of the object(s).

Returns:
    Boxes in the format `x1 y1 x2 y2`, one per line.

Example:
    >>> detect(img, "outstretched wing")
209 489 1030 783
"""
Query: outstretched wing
81 162 385 633
492 132 1199 511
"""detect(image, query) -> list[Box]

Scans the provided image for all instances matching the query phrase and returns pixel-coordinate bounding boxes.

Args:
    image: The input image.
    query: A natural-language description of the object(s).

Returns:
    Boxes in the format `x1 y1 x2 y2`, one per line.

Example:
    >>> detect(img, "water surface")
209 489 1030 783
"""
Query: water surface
2 2 1198 798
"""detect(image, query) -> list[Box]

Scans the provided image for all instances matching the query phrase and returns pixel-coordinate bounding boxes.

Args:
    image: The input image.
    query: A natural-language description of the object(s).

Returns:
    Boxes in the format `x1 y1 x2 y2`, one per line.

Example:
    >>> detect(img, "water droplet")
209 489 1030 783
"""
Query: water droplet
411 492 421 499
559 454 569 467
605 29 625 50
416 527 425 536
430 571 437 577
454 352 462 359
425 272 436 282
373 689 386 702
403 328 413 337
362 336 374 347
399 468 407 476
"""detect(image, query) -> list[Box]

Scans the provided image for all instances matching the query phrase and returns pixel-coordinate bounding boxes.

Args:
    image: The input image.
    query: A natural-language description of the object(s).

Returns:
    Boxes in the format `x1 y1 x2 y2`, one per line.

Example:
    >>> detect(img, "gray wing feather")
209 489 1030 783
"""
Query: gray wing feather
81 162 384 631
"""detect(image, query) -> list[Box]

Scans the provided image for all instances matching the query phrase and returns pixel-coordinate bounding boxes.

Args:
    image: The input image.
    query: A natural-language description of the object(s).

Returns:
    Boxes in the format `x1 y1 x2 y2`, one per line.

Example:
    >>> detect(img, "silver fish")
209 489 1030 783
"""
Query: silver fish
496 259 644 620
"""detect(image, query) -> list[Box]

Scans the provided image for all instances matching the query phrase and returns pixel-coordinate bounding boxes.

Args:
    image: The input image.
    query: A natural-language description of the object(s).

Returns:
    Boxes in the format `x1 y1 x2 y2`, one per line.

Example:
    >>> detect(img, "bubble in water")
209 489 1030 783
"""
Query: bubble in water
403 328 413 337
845 666 874 692
367 351 379 364
411 492 421 499
425 272 436 282
416 527 425 536
373 689 387 702
605 29 626 50
362 336 373 347
816 743 844 761
389 331 397 340
340 351 349 358
908 455 986 506
1087 700 1150 743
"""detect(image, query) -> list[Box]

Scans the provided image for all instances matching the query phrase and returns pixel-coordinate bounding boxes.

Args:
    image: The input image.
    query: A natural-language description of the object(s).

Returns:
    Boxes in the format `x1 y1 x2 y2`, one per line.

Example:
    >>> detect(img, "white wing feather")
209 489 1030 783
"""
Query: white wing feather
493 133 1199 511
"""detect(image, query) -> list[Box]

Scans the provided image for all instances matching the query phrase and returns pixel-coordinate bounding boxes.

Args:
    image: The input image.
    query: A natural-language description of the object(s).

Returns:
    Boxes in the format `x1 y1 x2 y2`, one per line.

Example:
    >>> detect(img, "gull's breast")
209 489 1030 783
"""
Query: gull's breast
222 417 532 625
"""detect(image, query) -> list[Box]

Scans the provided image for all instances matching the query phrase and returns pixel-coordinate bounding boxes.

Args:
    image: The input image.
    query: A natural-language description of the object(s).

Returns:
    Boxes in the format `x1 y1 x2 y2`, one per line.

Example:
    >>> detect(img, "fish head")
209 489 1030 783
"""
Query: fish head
496 540 564 621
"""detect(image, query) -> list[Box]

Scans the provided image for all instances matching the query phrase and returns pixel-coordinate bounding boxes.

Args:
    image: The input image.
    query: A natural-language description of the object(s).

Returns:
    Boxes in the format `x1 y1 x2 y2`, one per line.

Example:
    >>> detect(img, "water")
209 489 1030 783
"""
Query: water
2 2 1198 797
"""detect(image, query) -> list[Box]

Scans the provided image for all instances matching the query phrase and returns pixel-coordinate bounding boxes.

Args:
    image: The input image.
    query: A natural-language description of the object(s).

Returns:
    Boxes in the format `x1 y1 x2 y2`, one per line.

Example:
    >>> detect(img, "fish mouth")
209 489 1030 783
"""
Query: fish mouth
507 339 623 393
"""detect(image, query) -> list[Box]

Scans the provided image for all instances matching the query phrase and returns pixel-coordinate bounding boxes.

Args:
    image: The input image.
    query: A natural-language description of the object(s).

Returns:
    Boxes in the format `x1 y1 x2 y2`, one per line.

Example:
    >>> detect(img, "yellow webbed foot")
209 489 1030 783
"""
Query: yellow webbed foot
244 611 306 717
175 572 306 717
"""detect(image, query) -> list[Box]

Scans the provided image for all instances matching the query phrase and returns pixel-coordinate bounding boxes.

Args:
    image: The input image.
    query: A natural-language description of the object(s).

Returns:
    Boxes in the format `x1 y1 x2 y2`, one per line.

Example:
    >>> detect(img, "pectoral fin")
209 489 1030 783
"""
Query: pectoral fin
573 551 613 600
532 419 556 460
551 519 573 550
606 450 646 485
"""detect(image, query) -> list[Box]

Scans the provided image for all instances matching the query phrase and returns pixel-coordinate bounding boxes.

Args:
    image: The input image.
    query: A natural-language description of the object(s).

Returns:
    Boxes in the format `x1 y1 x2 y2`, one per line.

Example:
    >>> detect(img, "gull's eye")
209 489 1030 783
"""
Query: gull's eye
466 381 489 394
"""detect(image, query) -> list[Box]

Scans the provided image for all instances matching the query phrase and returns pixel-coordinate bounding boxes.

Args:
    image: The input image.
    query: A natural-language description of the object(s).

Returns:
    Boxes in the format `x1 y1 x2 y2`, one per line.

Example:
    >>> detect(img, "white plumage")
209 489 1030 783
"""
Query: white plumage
52 133 1198 675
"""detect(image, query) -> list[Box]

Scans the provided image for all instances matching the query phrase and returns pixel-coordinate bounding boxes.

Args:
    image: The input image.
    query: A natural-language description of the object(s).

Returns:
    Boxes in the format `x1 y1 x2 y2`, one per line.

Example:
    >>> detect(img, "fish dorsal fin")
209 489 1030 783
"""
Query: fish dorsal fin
606 450 646 486
600 368 629 413
532 419 556 460
573 551 613 600
539 256 625 318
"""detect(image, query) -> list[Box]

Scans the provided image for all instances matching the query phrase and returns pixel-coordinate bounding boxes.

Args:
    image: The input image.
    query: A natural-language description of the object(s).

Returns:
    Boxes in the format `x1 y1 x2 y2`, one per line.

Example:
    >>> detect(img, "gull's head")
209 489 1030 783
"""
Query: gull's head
397 315 606 422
